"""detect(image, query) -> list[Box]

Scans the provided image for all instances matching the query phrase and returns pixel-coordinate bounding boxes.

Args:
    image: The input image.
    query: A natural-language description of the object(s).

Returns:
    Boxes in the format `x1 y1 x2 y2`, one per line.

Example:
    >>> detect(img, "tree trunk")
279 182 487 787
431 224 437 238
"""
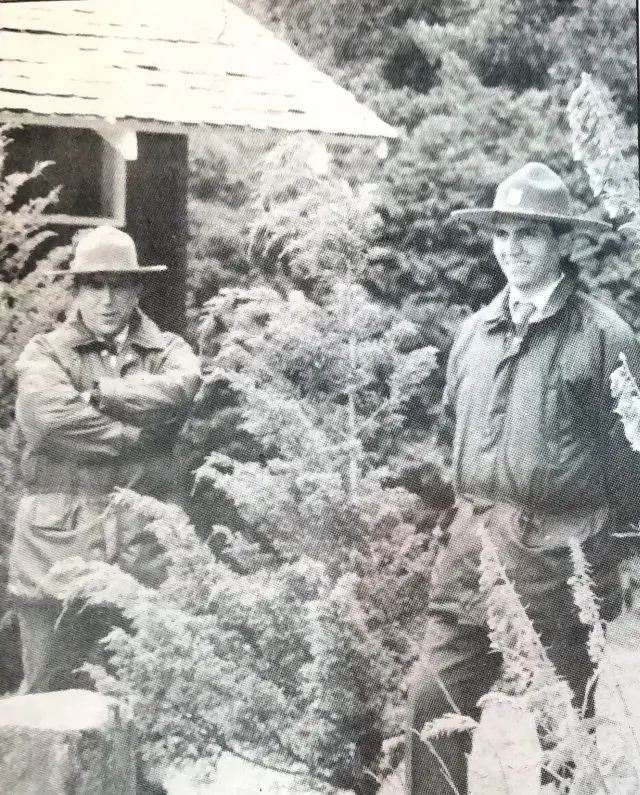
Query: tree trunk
0 689 136 795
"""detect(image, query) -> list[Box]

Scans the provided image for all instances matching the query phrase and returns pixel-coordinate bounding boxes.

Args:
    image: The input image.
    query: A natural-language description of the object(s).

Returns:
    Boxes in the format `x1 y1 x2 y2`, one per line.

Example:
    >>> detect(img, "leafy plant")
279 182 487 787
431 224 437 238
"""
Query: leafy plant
46 489 387 791
0 122 73 693
0 123 72 424
193 137 445 739
568 73 638 224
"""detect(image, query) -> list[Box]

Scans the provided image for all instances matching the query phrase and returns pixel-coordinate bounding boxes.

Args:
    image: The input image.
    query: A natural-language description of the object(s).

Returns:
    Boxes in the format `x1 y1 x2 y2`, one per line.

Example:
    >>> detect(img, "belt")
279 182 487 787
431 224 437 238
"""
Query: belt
436 494 613 550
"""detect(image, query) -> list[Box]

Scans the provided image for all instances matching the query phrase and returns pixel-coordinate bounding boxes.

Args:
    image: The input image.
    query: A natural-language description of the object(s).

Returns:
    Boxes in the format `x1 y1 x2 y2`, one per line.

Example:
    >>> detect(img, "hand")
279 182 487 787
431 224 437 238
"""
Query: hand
80 382 101 409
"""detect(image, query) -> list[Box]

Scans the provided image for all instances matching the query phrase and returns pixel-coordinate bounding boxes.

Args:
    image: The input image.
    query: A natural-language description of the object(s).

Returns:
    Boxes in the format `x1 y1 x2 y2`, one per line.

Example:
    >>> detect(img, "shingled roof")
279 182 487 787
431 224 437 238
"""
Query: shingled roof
0 0 396 139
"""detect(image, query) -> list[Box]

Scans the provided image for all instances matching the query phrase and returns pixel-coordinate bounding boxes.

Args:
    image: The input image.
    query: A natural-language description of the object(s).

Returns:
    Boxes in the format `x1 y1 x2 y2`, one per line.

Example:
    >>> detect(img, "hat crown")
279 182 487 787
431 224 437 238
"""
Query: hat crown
73 226 138 274
493 162 571 218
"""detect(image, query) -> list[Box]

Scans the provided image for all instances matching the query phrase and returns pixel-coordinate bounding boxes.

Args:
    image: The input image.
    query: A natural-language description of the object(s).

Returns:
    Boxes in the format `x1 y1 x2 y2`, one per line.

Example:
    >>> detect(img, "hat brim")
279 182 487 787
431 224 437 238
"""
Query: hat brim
450 208 612 235
43 265 168 277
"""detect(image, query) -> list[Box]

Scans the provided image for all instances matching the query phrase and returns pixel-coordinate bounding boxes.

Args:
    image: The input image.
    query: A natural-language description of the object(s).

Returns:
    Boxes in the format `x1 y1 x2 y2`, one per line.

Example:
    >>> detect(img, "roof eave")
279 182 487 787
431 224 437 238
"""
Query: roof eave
0 109 398 141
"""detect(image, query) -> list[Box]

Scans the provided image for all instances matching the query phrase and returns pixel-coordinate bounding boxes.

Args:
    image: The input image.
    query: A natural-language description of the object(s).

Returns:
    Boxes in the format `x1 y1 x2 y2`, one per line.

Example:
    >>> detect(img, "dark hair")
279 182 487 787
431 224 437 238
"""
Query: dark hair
550 222 574 237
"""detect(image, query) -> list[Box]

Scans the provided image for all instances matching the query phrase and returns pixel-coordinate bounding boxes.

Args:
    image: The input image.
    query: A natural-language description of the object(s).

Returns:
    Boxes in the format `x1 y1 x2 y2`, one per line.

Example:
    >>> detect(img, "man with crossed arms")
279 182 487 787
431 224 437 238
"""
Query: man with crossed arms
8 226 201 693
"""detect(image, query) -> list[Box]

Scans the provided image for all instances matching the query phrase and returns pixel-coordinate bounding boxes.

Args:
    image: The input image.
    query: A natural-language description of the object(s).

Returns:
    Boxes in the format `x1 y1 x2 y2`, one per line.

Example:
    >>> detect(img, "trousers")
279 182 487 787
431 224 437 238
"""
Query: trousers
405 612 595 795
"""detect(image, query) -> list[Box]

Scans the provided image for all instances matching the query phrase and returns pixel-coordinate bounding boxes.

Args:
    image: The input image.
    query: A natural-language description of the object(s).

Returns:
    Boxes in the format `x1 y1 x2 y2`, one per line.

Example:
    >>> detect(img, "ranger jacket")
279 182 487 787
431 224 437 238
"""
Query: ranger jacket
9 309 201 599
428 277 640 625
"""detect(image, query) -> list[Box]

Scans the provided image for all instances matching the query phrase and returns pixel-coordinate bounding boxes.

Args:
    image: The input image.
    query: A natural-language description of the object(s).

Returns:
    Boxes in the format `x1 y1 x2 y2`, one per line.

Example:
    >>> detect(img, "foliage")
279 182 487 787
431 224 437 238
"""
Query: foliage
378 51 574 320
248 134 376 299
567 73 640 451
234 0 468 70
190 137 452 755
563 72 640 336
611 355 640 455
549 0 638 124
407 0 571 93
0 122 72 622
0 123 73 694
187 129 279 342
568 74 638 224
189 0 637 348
180 7 640 786
46 489 387 791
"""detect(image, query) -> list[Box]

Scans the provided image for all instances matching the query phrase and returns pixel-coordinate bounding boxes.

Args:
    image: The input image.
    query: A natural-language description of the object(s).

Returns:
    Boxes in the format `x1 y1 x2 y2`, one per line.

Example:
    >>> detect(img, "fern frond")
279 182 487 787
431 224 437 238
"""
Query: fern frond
611 353 640 452
568 539 606 667
419 713 478 741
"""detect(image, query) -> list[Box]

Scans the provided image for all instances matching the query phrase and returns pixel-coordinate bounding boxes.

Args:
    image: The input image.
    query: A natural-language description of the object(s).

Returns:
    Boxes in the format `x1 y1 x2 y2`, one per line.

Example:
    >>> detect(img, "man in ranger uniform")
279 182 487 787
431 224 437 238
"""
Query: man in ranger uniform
8 226 201 693
406 163 640 794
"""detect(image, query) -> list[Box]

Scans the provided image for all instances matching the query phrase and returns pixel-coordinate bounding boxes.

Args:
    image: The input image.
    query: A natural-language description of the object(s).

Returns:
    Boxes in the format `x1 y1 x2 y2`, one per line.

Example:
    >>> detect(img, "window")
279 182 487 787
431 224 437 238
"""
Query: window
4 124 127 226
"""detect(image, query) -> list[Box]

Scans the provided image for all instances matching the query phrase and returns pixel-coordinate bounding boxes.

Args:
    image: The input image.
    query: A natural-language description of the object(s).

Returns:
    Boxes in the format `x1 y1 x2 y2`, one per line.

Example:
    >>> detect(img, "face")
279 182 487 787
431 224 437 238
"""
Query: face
492 217 570 293
74 273 141 337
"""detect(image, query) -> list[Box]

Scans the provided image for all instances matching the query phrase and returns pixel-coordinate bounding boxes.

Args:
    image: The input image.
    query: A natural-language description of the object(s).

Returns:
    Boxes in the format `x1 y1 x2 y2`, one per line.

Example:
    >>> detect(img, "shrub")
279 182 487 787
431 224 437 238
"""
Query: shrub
0 124 72 425
46 489 388 792
61 137 450 788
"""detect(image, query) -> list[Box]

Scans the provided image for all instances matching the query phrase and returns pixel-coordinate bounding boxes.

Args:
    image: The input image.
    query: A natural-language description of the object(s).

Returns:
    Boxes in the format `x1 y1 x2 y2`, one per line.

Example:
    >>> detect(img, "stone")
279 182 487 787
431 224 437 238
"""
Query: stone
0 689 136 795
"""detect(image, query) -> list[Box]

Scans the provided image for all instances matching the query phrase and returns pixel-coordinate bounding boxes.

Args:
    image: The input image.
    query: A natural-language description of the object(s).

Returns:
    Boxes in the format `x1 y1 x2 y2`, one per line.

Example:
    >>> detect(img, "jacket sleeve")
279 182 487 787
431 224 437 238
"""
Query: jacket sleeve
96 333 201 427
602 320 640 522
441 314 478 426
16 335 141 459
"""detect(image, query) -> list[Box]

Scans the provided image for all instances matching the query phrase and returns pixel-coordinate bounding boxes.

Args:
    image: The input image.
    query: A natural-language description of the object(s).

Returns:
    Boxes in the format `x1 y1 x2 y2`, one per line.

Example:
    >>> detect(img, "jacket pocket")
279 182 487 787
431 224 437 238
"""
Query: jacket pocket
28 494 78 533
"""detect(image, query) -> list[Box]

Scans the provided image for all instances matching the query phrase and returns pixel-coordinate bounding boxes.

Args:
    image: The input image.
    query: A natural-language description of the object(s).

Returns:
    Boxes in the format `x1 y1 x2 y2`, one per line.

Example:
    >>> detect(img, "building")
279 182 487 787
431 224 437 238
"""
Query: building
0 0 396 329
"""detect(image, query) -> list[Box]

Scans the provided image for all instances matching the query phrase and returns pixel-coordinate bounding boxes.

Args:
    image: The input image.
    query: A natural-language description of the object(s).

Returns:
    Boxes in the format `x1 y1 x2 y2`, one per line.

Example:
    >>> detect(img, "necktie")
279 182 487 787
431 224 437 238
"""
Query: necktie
511 301 536 338
95 338 119 369
505 301 536 356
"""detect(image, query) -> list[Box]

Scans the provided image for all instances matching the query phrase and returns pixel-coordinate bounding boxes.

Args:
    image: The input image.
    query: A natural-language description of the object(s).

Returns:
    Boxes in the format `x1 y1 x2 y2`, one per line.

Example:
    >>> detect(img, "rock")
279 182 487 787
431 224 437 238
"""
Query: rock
0 689 136 795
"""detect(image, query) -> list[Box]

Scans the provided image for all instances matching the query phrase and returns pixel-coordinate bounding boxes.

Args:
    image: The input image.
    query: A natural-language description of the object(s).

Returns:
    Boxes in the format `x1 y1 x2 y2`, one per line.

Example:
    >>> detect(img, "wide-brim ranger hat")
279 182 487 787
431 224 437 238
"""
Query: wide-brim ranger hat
451 162 612 235
45 226 167 276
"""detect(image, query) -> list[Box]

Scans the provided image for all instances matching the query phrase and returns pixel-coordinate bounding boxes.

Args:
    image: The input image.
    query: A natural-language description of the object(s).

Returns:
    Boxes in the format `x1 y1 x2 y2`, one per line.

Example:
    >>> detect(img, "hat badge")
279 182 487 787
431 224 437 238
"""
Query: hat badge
506 188 523 207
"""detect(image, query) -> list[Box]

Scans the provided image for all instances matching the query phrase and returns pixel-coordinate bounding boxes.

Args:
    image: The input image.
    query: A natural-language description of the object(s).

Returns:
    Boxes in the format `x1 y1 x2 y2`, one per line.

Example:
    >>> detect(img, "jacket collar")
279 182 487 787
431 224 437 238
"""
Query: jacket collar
63 308 166 351
482 275 577 330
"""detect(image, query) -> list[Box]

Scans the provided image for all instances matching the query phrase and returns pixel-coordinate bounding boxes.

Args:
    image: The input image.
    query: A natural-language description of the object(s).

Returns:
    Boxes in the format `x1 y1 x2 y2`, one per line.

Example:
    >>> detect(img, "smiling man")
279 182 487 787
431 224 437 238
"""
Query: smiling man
8 226 201 694
406 163 640 794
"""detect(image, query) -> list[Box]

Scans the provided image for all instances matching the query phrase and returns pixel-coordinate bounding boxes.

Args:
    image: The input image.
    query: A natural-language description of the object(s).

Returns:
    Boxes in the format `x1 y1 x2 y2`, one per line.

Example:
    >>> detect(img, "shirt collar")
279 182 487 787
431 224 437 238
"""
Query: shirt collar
508 274 565 318
63 309 166 351
94 325 129 353
483 274 576 329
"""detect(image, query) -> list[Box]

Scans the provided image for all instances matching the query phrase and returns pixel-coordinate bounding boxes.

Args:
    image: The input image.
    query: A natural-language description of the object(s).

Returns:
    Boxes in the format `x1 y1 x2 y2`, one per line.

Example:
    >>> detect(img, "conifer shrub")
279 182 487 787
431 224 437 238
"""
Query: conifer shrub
43 135 450 789
190 138 448 739
46 489 388 791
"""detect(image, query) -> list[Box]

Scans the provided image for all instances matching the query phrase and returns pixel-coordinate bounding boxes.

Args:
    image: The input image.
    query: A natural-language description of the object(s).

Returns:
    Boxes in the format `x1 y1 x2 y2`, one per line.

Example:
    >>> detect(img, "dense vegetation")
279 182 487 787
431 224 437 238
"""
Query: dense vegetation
177 0 639 786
